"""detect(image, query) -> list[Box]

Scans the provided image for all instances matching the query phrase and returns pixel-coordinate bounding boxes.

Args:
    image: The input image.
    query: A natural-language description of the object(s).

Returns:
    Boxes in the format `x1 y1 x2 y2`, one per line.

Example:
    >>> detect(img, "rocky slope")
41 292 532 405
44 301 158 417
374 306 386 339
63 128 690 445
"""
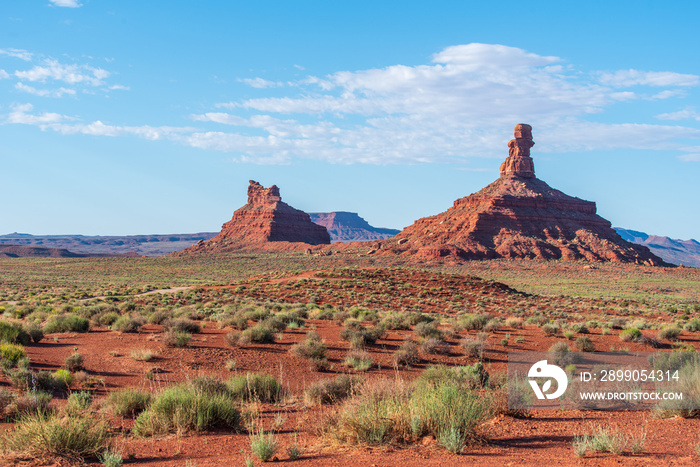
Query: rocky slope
615 228 700 268
179 181 330 254
309 212 399 242
380 124 669 266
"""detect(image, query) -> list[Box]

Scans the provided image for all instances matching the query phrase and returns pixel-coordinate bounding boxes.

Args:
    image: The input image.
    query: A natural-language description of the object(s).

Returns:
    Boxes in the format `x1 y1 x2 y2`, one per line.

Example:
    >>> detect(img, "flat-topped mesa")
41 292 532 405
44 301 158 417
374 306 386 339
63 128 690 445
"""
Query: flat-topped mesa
500 123 535 178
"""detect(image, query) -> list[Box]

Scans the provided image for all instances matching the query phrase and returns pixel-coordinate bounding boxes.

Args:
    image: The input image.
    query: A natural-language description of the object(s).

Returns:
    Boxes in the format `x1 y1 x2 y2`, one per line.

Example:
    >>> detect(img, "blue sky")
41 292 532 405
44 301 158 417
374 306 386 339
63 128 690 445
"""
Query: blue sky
2 1 699 239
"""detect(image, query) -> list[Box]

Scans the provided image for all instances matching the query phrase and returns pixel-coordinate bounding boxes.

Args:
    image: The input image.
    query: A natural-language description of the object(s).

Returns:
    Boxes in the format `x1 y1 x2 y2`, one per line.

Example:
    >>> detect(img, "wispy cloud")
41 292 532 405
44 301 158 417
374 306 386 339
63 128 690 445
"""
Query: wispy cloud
0 70 9 79
0 48 33 61
15 82 76 98
657 107 700 121
15 59 109 86
240 77 284 89
48 0 82 7
6 43 700 165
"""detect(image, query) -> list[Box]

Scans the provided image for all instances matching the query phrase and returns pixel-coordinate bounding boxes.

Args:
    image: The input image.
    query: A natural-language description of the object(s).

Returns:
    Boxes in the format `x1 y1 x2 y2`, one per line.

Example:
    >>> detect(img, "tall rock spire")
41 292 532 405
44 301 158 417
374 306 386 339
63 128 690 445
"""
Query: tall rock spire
500 123 535 178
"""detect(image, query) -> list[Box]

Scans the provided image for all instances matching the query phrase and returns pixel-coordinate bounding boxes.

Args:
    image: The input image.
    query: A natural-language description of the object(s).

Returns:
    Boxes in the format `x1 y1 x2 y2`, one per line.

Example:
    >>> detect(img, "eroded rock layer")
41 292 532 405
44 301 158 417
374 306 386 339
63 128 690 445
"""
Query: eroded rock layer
381 124 669 266
180 181 330 254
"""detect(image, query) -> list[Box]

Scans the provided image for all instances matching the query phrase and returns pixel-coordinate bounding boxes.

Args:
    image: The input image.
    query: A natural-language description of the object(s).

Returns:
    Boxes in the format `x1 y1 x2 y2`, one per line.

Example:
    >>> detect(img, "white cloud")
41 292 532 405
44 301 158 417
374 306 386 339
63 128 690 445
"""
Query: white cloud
240 77 284 89
598 69 699 87
15 82 76 98
108 84 130 91
6 43 700 165
657 108 700 121
0 48 33 61
15 59 109 86
678 153 700 162
48 0 82 7
0 70 9 79
6 103 65 124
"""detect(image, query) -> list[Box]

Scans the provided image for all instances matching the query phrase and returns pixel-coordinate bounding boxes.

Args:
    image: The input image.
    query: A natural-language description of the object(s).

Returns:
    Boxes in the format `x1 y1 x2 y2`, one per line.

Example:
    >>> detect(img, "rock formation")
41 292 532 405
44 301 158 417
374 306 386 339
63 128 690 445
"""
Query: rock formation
382 124 669 266
179 181 330 254
309 212 399 242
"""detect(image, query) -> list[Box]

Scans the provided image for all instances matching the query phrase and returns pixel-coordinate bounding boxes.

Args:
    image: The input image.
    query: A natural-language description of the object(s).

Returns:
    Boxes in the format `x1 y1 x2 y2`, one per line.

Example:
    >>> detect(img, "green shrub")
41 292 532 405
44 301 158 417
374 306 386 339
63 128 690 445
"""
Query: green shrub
575 336 595 352
43 315 90 334
421 337 451 355
53 369 73 389
3 410 110 461
460 335 486 360
228 373 283 403
658 325 682 341
99 448 124 467
548 341 574 367
684 318 700 332
108 388 152 417
304 375 361 405
191 375 230 396
343 349 373 371
97 312 120 327
542 323 559 336
393 340 420 367
163 330 191 347
111 315 145 333
64 352 84 371
26 324 44 343
460 313 492 331
249 427 279 462
290 332 327 360
0 320 30 345
619 328 642 342
242 323 275 344
0 343 27 366
164 318 201 334
414 321 443 339
133 384 241 436
66 391 92 414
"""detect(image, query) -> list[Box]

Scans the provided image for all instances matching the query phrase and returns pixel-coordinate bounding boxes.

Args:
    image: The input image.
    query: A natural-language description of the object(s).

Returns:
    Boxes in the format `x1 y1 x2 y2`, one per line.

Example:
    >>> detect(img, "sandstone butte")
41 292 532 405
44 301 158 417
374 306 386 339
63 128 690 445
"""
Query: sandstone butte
379 124 670 266
178 181 330 254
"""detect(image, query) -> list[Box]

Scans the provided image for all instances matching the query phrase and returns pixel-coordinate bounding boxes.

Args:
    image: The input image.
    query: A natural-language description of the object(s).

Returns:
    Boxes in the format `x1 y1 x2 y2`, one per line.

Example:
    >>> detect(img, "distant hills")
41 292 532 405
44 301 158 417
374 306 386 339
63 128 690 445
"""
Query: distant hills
309 212 399 243
0 233 217 257
614 228 700 268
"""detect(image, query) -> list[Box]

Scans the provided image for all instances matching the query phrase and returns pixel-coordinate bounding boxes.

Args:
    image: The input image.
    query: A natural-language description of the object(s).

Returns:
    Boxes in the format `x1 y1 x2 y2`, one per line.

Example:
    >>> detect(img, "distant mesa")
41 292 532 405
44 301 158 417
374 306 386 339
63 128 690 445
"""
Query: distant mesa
179 180 330 254
310 212 399 243
615 228 700 268
381 124 670 266
0 244 134 258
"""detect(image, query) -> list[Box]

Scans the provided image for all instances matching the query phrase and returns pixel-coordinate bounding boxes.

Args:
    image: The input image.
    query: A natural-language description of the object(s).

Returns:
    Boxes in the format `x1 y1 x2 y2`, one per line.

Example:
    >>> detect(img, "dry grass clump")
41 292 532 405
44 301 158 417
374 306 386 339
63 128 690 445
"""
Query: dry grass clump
304 374 361 404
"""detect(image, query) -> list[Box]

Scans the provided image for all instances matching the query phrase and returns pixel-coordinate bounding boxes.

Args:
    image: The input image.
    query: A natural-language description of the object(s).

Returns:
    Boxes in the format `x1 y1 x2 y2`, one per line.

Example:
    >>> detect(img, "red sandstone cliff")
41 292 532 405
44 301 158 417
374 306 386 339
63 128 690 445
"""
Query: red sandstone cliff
380 124 670 266
179 181 330 254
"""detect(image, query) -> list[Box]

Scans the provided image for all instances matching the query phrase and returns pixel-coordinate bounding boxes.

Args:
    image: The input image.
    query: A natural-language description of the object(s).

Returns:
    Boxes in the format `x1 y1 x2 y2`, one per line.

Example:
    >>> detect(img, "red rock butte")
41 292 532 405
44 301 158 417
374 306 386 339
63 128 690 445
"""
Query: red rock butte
382 124 669 266
179 181 330 254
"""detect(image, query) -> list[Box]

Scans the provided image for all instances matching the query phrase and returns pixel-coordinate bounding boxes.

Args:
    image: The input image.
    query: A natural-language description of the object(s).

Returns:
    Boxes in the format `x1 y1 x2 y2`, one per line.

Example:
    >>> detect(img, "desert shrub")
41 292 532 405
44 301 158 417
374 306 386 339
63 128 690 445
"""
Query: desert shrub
97 312 120 327
619 328 642 342
8 390 53 416
219 314 249 331
652 353 700 418
575 336 595 352
460 313 492 331
99 448 124 467
379 315 411 331
684 318 700 332
163 330 191 347
417 364 489 390
392 340 420 367
147 310 170 325
542 323 559 336
164 318 201 334
414 321 443 340
420 337 451 355
25 324 43 344
228 373 283 403
185 375 227 397
111 315 145 333
64 352 84 372
53 369 73 389
0 343 27 366
43 314 90 334
66 391 92 415
340 322 384 347
224 331 251 348
133 385 241 436
343 349 373 371
108 388 152 417
570 323 589 334
610 318 627 330
504 317 523 328
249 427 278 462
571 424 634 456
548 341 574 367
637 335 663 348
658 325 682 341
0 320 30 345
290 332 327 360
130 348 156 362
242 323 276 344
0 388 16 419
3 410 110 461
460 335 487 360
